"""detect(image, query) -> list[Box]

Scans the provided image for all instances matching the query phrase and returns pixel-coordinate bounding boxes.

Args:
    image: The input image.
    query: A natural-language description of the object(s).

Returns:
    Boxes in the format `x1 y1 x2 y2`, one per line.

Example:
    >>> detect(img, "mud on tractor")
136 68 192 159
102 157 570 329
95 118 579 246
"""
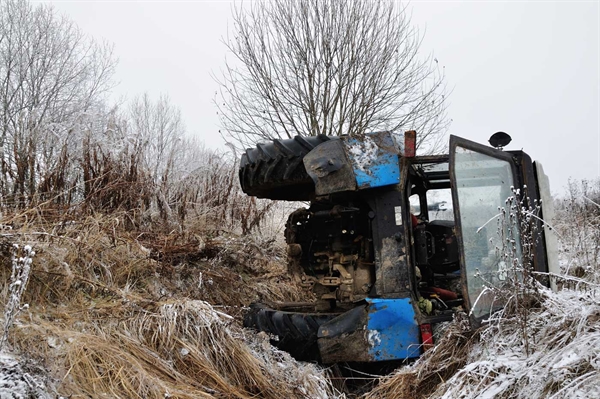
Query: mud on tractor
240 131 558 363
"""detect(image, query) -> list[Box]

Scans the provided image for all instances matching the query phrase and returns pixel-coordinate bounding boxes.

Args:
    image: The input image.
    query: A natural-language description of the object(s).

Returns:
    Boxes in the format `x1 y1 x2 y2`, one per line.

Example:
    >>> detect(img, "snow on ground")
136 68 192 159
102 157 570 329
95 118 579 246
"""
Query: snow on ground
0 352 56 398
433 287 600 399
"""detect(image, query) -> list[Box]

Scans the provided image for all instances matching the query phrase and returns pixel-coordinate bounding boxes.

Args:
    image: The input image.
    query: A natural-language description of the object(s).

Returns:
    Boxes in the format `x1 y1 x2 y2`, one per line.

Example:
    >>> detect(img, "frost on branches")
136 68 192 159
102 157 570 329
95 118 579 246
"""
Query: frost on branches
1 245 34 350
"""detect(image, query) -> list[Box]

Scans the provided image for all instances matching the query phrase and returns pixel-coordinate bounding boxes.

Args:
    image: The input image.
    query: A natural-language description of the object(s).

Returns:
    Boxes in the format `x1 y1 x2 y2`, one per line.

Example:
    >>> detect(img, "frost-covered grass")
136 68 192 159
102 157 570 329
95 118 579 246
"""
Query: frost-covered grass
0 297 342 399
0 352 56 399
13 299 342 398
433 287 600 399
368 287 600 399
0 212 336 398
554 179 600 283
1 245 34 350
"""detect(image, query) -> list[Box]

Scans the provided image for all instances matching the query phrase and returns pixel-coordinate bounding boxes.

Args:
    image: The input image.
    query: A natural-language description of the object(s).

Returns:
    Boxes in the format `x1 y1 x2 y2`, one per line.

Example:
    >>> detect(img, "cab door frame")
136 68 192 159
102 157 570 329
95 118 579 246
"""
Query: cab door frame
449 135 527 325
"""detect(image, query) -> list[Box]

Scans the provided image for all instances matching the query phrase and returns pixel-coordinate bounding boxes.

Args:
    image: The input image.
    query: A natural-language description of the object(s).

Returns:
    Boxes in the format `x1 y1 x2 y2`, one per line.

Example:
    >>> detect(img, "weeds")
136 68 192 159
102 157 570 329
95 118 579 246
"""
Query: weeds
0 208 336 398
1 244 34 350
555 178 600 282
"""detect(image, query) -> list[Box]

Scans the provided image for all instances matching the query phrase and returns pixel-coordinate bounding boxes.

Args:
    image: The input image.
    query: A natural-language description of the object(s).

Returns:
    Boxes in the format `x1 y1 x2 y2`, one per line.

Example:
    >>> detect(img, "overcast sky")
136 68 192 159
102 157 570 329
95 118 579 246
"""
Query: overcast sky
42 0 598 195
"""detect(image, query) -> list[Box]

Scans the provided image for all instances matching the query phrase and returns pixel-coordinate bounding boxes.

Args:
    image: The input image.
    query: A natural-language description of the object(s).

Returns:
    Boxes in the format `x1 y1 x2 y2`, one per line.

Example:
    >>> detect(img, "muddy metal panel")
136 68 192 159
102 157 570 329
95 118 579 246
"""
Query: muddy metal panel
344 132 401 189
303 139 357 196
317 306 371 363
377 236 408 295
368 189 409 297
317 298 420 363
304 131 403 195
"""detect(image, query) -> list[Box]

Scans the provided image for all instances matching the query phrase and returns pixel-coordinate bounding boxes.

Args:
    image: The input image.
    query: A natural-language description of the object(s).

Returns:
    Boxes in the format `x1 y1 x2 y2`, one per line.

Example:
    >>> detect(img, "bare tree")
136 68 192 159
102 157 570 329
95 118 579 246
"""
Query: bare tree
127 94 187 221
128 94 184 186
0 0 116 207
216 0 449 152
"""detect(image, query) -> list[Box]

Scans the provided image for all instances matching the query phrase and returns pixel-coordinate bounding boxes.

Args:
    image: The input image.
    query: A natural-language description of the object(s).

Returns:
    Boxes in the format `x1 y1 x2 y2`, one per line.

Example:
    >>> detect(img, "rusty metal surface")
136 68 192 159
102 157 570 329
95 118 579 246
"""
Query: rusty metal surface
404 130 416 157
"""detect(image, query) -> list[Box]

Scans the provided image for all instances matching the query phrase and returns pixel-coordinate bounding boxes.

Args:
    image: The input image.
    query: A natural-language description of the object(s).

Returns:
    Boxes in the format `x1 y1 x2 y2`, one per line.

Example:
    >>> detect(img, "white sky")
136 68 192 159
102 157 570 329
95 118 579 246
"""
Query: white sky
41 0 599 195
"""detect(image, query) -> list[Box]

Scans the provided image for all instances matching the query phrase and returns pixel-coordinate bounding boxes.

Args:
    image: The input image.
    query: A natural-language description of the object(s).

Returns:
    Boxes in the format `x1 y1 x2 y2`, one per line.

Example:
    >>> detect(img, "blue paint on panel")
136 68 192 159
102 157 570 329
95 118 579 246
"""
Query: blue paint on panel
366 298 421 361
344 132 401 189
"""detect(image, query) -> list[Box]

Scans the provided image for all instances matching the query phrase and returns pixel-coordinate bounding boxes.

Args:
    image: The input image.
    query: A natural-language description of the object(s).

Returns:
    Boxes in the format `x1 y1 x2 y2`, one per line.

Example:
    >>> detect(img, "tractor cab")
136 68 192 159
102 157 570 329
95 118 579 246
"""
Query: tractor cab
404 134 557 328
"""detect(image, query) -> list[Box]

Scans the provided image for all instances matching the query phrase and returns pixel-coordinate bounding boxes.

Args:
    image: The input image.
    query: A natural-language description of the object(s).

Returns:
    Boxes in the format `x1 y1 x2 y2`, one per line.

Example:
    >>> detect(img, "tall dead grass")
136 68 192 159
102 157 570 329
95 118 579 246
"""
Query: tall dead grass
12 298 340 398
0 205 332 398
0 204 305 309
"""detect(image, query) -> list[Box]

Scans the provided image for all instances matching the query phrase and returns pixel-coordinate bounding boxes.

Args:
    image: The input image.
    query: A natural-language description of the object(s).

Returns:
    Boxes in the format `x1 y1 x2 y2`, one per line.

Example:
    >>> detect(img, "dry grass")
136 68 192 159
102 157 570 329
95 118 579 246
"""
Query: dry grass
0 208 307 310
364 313 479 399
0 209 336 398
13 299 339 398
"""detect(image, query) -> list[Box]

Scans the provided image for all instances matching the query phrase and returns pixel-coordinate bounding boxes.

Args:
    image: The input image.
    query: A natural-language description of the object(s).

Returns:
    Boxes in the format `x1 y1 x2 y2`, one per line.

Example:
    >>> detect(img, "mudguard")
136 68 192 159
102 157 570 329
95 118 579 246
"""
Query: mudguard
317 298 421 363
304 131 405 196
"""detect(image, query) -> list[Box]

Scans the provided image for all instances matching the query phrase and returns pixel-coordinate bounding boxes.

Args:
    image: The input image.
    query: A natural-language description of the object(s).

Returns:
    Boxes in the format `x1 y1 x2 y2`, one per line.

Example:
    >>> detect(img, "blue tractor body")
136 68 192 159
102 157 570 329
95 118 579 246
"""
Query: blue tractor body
240 131 555 363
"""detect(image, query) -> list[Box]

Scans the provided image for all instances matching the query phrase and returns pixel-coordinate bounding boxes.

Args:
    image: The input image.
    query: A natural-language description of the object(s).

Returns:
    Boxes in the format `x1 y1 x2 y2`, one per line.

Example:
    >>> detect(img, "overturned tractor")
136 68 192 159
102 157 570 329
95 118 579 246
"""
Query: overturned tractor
241 131 558 363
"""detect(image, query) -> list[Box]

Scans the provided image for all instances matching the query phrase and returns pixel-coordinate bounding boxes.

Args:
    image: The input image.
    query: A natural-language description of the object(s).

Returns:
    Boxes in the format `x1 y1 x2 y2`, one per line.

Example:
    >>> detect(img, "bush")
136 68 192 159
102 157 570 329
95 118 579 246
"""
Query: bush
554 178 600 283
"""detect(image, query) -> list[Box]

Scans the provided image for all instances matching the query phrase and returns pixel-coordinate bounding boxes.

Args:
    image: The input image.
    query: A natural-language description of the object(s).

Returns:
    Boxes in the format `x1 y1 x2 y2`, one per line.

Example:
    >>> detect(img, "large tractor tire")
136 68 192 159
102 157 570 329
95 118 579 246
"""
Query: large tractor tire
244 303 337 361
239 135 337 201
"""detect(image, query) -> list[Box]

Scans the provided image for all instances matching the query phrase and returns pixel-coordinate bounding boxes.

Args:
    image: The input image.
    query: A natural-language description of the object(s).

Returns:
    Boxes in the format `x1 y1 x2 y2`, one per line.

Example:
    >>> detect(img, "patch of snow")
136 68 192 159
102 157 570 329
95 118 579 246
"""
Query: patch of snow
0 352 56 398
553 350 581 369
367 330 381 347
347 136 379 172
434 287 600 399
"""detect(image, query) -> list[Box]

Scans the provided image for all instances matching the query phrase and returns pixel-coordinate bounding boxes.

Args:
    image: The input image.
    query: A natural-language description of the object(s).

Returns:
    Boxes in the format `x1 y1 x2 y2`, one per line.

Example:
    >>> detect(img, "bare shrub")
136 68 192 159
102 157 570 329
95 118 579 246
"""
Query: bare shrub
0 0 277 237
554 178 600 283
0 0 116 208
174 151 277 236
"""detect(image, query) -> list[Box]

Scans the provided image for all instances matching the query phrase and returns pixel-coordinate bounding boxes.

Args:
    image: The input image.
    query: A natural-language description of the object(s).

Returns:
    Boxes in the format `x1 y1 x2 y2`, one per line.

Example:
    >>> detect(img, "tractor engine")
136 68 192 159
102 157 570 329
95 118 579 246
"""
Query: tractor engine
285 202 375 309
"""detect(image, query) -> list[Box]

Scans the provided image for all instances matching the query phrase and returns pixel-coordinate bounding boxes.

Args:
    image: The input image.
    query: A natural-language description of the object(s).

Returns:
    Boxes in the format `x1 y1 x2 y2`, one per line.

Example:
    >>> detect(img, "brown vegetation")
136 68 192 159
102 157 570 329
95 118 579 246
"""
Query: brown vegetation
0 201 334 398
0 4 330 394
365 314 478 399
